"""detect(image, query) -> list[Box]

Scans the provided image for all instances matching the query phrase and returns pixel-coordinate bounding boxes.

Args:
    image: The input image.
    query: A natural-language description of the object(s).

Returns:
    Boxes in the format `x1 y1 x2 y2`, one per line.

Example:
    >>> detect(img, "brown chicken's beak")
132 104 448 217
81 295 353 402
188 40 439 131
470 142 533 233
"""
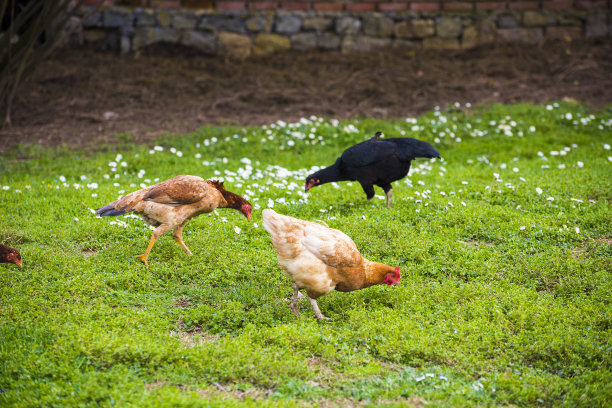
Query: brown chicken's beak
247 213 251 222
16 259 23 269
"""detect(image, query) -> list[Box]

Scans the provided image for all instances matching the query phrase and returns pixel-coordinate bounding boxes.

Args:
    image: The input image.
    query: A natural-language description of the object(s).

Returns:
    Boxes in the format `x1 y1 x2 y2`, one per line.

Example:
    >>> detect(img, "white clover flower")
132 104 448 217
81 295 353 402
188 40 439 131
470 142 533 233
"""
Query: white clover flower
74 217 79 221
604 144 610 150
176 151 183 157
170 147 176 153
234 226 241 234
108 161 117 167
547 197 555 201
520 226 526 230
558 164 565 169
546 105 553 111
575 227 580 234
267 198 274 208
536 187 543 194
577 161 584 168
500 163 507 169
154 146 163 151
59 176 66 182
565 113 572 120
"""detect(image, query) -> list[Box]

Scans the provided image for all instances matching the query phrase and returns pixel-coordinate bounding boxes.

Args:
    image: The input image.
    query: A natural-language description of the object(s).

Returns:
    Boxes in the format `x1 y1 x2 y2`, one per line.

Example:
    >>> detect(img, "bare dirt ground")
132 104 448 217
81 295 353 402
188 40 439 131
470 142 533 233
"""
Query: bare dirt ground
1 38 611 152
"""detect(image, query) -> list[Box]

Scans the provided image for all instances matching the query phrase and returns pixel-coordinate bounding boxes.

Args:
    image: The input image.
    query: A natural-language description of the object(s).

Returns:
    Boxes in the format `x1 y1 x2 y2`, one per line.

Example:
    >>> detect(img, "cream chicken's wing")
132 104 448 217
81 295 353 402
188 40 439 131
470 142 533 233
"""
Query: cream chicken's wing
301 224 363 268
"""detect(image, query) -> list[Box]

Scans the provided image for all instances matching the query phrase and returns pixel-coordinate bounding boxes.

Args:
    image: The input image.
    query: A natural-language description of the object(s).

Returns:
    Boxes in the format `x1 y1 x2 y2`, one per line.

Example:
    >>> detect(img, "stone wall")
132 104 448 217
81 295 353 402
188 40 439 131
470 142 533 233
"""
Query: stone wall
76 3 611 57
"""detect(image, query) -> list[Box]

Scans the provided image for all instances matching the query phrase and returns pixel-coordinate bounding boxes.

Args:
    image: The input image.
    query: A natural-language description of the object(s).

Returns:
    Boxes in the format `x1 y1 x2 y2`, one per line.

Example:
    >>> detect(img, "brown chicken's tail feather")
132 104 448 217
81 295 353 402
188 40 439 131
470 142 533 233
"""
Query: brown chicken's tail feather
96 202 129 217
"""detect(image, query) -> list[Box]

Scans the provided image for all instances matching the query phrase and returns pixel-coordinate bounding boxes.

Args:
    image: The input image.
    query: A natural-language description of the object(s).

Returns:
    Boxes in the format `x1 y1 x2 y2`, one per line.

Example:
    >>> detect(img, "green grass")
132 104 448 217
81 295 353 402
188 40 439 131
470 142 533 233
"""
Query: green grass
0 102 611 407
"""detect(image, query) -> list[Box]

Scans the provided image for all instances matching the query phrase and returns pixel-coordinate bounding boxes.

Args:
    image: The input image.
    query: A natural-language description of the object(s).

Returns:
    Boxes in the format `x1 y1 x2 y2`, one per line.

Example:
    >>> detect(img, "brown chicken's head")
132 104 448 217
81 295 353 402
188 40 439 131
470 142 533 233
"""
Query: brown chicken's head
304 177 320 192
383 266 401 286
5 250 22 268
241 204 252 221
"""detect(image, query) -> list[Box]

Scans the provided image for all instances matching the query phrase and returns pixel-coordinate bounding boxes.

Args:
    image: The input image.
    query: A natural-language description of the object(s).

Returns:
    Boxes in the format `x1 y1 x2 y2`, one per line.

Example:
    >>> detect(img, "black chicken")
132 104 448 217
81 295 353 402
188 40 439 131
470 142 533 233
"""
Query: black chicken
305 132 440 207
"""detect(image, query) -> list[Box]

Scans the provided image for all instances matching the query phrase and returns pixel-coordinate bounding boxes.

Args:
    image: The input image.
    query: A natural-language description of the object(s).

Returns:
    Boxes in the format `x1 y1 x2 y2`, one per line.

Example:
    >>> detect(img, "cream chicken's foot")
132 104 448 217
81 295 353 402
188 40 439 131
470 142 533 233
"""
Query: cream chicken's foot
308 297 330 321
288 284 305 316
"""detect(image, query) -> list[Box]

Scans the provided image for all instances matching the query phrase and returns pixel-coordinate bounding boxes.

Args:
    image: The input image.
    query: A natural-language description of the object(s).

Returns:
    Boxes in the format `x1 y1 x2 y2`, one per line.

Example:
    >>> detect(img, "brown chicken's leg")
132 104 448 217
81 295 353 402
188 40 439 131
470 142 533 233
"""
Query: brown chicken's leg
172 224 192 255
287 284 305 316
308 296 330 320
136 225 171 266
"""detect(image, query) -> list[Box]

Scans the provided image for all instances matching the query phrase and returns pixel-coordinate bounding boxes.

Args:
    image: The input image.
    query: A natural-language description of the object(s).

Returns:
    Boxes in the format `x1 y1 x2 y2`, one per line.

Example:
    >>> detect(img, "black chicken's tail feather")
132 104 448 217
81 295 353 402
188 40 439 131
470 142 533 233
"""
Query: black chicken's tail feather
96 202 127 217
393 138 441 160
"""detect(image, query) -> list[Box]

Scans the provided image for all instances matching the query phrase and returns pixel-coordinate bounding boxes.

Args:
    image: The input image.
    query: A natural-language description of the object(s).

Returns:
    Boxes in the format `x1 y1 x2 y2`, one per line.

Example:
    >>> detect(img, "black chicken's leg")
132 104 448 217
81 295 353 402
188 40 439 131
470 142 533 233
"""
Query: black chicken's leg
359 182 375 201
381 183 393 208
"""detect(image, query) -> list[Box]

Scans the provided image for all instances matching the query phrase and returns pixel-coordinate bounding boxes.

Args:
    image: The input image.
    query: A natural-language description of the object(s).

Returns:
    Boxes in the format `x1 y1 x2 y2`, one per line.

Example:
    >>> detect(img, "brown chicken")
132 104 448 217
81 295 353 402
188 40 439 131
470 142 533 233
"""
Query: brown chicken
96 175 252 265
0 244 22 268
262 209 400 320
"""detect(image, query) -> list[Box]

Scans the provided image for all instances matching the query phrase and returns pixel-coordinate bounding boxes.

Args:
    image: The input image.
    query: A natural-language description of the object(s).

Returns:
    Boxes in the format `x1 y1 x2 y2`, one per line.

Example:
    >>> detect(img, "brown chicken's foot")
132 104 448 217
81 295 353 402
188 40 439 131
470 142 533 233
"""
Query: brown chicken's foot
178 244 192 256
136 254 149 266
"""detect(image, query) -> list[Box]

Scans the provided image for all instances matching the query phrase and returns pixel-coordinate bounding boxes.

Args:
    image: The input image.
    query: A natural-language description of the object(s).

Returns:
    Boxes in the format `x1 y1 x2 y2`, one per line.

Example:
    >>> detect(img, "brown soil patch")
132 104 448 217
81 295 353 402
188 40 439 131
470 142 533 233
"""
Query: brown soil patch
195 385 273 402
170 327 220 348
1 39 610 152
172 296 193 308
460 240 494 247
571 237 612 259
